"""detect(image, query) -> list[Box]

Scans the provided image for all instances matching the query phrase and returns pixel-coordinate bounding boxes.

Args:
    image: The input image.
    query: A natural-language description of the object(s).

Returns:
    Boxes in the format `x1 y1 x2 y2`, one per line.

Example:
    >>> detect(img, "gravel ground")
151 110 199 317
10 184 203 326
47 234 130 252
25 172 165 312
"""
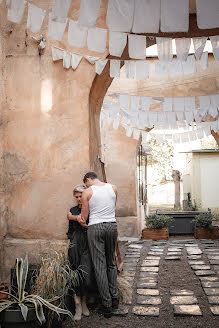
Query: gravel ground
63 237 219 328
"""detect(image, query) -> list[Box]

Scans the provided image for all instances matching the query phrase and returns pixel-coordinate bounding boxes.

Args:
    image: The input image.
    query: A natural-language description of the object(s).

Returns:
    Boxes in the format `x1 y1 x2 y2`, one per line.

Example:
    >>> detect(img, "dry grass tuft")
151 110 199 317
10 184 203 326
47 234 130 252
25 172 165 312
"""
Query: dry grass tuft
117 275 132 305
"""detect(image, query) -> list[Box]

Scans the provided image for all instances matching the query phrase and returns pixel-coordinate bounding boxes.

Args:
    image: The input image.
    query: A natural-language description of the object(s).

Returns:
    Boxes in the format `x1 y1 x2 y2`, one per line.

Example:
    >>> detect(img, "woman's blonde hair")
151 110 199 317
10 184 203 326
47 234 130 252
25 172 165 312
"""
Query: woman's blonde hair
73 184 86 194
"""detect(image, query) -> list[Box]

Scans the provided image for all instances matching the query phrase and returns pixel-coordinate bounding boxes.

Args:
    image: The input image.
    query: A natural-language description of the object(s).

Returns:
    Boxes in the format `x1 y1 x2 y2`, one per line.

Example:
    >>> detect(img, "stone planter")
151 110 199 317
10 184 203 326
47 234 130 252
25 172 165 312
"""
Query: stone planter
195 227 219 240
0 307 38 328
142 228 169 240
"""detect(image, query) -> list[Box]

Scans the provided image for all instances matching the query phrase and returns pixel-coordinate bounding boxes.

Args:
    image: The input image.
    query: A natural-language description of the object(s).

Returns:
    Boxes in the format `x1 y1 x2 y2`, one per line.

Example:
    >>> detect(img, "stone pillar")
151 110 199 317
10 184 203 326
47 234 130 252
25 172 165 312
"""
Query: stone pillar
172 170 181 209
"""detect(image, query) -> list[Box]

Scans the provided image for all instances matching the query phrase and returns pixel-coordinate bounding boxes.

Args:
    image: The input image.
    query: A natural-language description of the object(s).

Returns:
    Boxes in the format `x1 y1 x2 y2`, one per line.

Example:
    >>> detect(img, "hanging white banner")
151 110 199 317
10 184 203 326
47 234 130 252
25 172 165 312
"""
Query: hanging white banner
132 0 160 33
160 0 189 32
109 32 127 57
106 0 135 32
79 0 101 28
27 3 46 33
68 19 88 48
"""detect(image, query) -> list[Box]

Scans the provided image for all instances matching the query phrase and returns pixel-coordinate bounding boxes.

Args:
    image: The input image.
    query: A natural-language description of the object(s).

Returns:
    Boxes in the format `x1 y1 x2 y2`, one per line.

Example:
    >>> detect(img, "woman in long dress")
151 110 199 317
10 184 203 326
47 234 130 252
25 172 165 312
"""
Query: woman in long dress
66 184 94 321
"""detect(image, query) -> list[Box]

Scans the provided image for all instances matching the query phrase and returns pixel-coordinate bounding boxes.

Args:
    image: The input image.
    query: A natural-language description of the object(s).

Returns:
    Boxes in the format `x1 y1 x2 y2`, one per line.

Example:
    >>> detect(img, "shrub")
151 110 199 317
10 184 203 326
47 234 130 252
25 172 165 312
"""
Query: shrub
192 213 213 228
145 214 174 229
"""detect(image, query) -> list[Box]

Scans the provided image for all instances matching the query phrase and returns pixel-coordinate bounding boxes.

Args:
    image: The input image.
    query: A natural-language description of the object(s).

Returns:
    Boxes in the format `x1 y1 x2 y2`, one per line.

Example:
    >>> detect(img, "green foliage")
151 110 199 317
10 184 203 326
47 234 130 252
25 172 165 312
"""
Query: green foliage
148 138 174 180
192 213 213 228
0 254 74 325
145 214 174 229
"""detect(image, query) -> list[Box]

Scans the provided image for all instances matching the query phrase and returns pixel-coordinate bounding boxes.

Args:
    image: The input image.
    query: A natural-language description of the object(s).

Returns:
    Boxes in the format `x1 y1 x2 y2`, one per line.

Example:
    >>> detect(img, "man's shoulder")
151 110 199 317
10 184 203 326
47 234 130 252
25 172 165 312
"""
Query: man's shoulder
82 187 92 196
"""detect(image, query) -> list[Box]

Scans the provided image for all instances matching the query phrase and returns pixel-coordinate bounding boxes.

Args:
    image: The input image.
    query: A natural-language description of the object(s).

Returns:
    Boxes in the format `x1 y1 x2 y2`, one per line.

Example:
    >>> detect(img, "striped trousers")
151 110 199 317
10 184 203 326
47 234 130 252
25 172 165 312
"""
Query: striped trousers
87 222 118 308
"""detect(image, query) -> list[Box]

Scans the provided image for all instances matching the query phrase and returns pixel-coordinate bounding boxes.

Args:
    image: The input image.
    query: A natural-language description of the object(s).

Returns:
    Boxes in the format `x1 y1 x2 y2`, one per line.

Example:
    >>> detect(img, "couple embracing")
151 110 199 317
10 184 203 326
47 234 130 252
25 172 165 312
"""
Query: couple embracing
67 171 118 320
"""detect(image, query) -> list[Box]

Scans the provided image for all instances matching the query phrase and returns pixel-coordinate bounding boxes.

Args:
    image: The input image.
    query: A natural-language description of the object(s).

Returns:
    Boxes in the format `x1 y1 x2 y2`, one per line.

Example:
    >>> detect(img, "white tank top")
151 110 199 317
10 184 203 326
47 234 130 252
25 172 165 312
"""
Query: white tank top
88 183 116 226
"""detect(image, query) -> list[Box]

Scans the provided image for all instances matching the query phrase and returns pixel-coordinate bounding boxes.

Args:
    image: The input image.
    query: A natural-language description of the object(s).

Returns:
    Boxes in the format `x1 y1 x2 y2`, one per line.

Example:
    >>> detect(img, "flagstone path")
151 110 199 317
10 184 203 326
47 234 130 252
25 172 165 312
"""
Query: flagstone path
64 238 219 328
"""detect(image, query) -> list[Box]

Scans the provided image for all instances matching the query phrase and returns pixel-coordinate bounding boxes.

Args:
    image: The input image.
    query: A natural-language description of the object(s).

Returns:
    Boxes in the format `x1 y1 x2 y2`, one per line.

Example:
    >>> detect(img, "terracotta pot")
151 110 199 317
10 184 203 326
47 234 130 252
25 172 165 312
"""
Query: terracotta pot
195 227 219 240
142 228 169 240
0 282 9 300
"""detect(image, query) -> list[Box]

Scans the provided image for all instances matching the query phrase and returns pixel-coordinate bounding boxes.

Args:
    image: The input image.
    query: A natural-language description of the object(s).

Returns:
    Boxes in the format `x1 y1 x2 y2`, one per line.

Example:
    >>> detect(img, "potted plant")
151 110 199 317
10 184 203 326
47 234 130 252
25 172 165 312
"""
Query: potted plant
0 253 74 328
142 214 174 240
193 213 219 239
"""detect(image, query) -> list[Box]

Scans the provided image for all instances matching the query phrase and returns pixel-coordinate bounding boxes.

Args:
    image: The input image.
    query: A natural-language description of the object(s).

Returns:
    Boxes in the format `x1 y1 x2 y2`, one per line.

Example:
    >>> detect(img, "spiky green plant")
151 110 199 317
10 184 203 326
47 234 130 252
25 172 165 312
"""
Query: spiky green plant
145 214 174 229
0 254 74 325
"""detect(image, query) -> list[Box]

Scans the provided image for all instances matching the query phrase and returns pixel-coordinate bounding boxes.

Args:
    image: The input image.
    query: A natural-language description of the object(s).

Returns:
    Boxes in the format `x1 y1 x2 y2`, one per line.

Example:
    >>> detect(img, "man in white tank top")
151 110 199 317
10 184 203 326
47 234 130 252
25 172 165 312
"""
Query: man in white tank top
80 171 118 318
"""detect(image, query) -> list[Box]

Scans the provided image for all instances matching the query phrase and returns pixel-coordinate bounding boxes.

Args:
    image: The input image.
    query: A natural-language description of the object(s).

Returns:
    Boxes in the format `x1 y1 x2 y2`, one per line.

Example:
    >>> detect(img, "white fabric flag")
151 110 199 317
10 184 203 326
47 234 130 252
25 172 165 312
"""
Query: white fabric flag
208 106 218 118
154 60 169 77
199 95 210 110
63 51 71 69
198 51 208 70
126 126 133 137
125 61 135 79
130 96 140 111
193 37 207 60
176 112 185 121
95 59 108 75
27 3 46 33
129 112 138 127
148 112 158 125
175 38 191 61
203 125 211 137
160 0 189 32
194 110 202 123
163 97 172 112
166 112 176 125
48 13 67 41
132 0 160 33
133 128 141 140
7 0 26 24
210 36 219 64
120 94 129 110
138 111 148 128
157 112 167 124
128 34 146 60
106 0 134 32
199 108 208 117
113 116 120 130
168 59 183 77
182 55 196 75
87 27 107 53
52 47 63 61
173 133 181 143
210 121 218 132
174 97 185 112
68 19 88 48
185 97 196 111
181 133 189 143
141 97 151 111
136 61 149 79
185 111 194 124
188 131 197 141
51 0 71 23
109 103 120 118
71 54 83 70
79 0 101 28
196 0 219 29
110 60 120 78
84 56 99 64
109 32 127 57
196 129 204 139
210 94 219 109
156 37 173 62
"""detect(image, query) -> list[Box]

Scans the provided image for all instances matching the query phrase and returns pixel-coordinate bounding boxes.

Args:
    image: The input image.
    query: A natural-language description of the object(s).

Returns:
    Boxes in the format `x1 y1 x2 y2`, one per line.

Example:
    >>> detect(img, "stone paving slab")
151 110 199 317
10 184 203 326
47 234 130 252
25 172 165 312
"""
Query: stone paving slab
170 296 198 305
123 271 135 277
208 296 219 304
187 255 202 260
170 289 194 296
145 256 161 260
137 281 158 289
138 277 158 283
186 250 202 255
140 267 159 272
112 306 129 316
194 270 216 276
148 252 163 256
166 253 182 256
204 288 219 296
165 256 181 260
174 305 202 316
210 306 219 315
137 289 159 296
213 265 219 271
202 281 219 288
128 245 143 249
136 296 162 305
123 266 137 271
191 265 211 270
141 260 159 266
132 306 159 316
209 260 219 265
139 272 158 278
199 276 219 281
207 256 219 260
188 260 206 265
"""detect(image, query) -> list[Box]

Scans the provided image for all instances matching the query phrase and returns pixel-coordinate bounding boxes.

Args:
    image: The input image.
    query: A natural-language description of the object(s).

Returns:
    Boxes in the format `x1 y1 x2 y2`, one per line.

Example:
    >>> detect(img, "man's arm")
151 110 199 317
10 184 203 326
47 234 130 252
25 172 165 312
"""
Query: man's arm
67 212 88 228
67 212 78 221
81 188 91 222
112 185 118 205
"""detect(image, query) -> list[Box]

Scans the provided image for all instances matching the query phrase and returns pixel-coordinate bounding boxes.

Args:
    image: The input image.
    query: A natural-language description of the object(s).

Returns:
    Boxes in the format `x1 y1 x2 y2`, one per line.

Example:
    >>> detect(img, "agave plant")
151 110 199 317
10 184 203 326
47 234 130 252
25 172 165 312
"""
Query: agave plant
0 253 74 325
